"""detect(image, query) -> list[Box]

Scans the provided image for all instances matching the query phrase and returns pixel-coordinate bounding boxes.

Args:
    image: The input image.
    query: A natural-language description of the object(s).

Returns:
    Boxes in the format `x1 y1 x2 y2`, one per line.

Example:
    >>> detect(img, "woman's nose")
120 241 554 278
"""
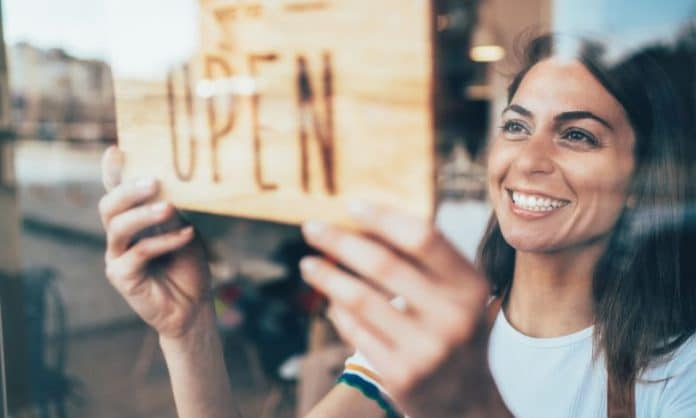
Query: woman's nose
512 133 555 176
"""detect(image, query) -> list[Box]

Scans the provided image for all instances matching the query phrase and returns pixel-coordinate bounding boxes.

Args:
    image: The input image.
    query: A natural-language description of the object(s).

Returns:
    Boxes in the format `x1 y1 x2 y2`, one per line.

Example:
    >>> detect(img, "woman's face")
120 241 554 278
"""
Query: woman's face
487 58 636 253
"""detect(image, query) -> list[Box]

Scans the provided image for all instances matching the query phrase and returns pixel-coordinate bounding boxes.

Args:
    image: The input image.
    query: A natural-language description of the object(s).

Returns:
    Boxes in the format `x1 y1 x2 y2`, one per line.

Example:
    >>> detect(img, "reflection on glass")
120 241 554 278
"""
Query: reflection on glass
0 1 693 417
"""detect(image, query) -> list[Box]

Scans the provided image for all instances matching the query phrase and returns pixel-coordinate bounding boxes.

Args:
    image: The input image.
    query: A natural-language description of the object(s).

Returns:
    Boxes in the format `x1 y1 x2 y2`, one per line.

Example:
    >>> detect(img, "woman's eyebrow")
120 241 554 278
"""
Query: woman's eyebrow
502 104 615 132
554 111 614 131
501 104 532 118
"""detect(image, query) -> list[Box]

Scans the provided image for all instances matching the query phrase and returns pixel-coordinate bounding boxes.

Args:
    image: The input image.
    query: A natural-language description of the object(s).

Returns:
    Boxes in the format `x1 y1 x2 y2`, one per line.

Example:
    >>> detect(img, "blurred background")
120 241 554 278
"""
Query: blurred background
0 0 693 417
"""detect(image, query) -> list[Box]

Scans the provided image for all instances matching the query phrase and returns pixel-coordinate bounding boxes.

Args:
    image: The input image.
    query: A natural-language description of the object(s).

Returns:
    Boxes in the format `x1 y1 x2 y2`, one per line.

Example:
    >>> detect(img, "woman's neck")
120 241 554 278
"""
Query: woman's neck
505 241 607 338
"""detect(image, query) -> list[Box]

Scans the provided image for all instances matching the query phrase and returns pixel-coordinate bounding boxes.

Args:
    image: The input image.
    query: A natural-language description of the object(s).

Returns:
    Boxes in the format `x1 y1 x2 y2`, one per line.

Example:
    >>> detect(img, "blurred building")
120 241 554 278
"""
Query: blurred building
7 42 116 143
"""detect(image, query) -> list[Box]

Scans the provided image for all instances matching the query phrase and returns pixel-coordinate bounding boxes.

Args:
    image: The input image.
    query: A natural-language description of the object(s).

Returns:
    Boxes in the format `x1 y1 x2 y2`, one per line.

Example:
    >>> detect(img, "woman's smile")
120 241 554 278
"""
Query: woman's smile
504 188 571 219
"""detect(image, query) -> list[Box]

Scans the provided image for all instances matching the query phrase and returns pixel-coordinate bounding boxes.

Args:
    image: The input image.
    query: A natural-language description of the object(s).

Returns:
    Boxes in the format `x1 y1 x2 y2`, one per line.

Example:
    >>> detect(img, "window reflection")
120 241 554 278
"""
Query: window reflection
0 1 693 417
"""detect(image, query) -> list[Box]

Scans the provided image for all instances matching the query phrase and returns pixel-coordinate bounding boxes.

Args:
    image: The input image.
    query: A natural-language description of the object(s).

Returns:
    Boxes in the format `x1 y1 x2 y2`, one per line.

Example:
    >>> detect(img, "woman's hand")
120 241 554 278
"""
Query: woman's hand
300 203 510 418
99 146 212 339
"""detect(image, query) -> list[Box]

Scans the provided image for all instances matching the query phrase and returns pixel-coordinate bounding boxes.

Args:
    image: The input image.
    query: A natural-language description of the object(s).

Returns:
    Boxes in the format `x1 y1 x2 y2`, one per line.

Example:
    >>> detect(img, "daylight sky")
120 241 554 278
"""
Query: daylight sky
553 0 695 58
4 0 112 59
3 0 198 77
3 0 694 69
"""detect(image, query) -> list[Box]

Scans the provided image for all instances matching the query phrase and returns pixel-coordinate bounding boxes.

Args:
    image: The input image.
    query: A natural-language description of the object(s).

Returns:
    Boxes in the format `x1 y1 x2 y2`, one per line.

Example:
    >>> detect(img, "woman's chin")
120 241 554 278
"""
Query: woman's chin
500 230 560 253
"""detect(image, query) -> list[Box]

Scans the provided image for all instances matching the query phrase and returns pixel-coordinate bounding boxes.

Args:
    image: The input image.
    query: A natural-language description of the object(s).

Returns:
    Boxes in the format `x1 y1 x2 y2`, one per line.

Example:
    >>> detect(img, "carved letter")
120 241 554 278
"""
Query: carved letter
205 55 236 182
249 53 279 191
296 52 336 194
167 65 196 182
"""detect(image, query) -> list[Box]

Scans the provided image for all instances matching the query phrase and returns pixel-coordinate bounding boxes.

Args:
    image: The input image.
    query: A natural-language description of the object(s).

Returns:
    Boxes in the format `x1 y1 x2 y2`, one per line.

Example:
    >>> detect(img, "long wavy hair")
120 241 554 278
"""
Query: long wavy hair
476 30 696 385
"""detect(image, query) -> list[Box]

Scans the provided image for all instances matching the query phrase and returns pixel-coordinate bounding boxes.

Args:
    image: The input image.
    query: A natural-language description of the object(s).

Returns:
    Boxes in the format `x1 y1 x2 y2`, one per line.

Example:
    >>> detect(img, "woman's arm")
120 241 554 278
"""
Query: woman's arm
305 384 387 418
299 202 513 418
99 147 241 417
161 307 387 418
159 305 242 418
306 382 511 418
161 311 389 418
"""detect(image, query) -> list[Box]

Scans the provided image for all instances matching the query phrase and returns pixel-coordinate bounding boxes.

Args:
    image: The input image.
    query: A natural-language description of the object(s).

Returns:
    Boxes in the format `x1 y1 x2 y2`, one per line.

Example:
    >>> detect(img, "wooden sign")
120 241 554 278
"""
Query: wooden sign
108 0 436 225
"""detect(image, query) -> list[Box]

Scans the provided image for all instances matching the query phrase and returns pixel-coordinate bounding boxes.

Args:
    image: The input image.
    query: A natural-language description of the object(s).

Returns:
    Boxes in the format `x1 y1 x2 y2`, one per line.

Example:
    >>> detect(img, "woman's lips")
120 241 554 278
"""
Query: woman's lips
505 188 570 219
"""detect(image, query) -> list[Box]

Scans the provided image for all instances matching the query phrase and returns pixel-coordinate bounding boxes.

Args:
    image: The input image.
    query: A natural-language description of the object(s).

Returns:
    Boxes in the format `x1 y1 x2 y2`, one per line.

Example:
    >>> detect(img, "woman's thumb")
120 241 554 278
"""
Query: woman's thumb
101 145 124 192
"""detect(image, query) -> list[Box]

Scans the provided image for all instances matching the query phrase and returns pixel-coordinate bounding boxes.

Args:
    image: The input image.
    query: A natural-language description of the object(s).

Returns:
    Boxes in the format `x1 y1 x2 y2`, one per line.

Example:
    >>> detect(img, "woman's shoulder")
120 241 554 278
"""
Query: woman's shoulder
638 334 696 416
642 333 696 380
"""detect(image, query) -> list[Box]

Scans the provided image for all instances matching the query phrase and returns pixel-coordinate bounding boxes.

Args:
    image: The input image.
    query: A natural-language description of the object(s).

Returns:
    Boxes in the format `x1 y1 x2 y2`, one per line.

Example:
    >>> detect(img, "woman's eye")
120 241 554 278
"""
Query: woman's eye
500 120 529 137
561 129 600 147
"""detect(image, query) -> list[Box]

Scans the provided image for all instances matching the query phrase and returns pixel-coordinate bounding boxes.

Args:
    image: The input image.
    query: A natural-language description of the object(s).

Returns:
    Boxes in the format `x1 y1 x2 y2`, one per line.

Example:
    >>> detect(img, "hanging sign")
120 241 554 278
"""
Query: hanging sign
108 0 436 224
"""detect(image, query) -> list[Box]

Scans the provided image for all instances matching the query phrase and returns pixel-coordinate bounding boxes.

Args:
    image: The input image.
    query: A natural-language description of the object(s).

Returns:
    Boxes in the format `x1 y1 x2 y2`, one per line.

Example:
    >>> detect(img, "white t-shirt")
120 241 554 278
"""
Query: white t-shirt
342 310 696 417
489 310 696 417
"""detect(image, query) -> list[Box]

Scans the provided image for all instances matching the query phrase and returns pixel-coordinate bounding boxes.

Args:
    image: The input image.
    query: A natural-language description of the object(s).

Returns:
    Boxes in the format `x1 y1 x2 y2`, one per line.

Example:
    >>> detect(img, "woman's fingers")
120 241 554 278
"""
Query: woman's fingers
314 250 480 354
106 226 195 295
300 256 427 347
106 201 176 259
347 202 481 283
101 145 124 192
302 221 461 319
326 299 443 394
300 257 464 370
328 305 397 372
327 304 453 400
302 217 490 342
327 305 396 374
99 178 159 229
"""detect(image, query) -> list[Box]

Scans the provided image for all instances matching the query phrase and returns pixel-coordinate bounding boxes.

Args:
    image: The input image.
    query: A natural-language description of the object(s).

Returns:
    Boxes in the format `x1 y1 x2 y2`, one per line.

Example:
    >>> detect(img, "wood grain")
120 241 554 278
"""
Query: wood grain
112 0 436 225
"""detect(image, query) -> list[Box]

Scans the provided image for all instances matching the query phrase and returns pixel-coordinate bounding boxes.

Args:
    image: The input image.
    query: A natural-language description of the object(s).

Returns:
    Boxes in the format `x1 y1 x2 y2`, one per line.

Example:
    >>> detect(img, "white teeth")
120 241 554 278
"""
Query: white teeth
511 190 567 212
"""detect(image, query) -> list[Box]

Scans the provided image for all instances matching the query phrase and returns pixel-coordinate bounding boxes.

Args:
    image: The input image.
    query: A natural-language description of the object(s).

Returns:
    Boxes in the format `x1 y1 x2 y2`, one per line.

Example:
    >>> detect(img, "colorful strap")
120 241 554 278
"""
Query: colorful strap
337 373 402 418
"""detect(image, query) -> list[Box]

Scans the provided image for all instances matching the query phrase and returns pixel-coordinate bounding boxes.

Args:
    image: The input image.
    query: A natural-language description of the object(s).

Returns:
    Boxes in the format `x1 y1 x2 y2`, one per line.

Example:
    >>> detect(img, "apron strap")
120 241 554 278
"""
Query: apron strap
486 297 504 331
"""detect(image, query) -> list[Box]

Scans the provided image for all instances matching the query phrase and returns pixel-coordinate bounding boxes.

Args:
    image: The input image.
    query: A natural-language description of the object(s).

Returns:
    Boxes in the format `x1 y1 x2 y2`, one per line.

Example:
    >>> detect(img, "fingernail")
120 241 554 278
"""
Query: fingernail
136 178 156 192
303 220 326 237
151 202 168 213
347 200 372 219
300 257 319 273
180 226 194 235
108 169 122 186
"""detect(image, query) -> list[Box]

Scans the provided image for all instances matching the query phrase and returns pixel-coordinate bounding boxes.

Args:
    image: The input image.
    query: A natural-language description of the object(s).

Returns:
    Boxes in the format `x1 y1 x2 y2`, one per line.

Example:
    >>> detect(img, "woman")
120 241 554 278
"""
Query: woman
98 33 696 417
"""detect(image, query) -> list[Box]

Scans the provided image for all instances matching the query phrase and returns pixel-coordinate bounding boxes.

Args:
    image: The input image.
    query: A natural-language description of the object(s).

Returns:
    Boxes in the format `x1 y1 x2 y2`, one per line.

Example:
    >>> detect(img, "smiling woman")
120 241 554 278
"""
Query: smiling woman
324 32 696 418
477 32 696 417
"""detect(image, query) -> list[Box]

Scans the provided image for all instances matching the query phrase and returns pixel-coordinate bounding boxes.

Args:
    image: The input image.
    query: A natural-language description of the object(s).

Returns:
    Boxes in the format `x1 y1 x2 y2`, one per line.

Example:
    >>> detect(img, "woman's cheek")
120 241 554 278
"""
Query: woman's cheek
559 156 634 242
486 138 513 207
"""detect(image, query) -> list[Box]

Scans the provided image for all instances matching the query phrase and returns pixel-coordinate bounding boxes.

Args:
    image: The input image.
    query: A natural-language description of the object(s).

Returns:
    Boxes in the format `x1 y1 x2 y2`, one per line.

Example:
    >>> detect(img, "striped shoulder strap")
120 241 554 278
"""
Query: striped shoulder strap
486 297 635 418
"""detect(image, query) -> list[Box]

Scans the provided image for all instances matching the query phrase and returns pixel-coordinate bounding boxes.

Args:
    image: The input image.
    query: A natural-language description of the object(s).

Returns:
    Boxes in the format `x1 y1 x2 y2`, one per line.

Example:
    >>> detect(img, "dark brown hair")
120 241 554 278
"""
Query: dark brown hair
477 29 696 385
